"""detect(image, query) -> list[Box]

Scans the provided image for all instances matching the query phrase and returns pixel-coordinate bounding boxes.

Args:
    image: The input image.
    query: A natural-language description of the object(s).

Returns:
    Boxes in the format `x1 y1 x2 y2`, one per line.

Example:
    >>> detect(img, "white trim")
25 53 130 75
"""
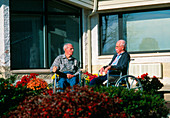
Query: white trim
98 0 170 10
98 52 170 59
131 53 170 58
11 69 50 74
61 0 93 9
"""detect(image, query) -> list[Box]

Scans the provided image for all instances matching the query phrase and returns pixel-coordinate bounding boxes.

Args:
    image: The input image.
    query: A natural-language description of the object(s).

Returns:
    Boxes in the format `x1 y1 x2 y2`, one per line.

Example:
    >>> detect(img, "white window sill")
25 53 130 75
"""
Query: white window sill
98 52 170 59
11 69 51 74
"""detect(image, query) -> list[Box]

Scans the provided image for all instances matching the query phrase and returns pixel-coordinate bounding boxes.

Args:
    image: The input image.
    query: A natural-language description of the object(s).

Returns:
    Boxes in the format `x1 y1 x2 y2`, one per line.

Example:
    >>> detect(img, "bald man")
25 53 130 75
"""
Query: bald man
89 40 130 86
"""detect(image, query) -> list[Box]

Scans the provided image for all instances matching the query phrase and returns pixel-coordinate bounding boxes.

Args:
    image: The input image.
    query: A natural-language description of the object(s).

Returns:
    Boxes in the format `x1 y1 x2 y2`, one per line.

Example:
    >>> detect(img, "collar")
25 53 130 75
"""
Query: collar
117 51 125 56
62 54 73 60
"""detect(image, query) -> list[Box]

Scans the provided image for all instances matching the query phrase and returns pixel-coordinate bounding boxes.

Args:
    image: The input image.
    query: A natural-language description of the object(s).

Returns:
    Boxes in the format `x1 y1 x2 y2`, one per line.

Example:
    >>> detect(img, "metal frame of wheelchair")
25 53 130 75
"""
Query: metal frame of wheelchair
105 70 143 91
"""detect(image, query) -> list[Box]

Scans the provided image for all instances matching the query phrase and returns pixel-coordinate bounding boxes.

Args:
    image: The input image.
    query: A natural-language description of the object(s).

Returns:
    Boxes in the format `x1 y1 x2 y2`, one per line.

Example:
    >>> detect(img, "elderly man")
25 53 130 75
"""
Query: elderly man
50 43 80 90
89 40 130 86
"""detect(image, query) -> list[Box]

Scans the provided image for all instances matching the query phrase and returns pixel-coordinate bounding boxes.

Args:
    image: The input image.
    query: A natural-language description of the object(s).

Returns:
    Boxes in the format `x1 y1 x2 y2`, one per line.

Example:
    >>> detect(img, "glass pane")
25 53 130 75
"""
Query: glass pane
48 0 80 13
10 0 43 12
48 15 80 67
100 15 119 55
11 14 44 69
123 10 170 52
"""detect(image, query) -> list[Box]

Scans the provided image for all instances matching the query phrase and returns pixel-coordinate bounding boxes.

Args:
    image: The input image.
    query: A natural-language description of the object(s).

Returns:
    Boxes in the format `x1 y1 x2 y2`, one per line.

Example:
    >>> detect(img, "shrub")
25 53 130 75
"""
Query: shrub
94 86 169 118
7 85 127 118
0 75 28 116
136 73 164 93
0 73 49 116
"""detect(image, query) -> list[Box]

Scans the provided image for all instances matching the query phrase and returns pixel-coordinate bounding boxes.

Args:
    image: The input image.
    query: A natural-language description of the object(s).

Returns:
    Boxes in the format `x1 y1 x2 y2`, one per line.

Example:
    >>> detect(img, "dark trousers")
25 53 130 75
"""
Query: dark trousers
89 70 120 86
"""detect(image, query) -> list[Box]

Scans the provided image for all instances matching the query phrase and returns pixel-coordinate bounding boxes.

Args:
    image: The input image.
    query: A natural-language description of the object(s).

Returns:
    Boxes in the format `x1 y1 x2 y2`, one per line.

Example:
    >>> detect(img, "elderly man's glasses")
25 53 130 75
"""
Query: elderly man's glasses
115 45 122 48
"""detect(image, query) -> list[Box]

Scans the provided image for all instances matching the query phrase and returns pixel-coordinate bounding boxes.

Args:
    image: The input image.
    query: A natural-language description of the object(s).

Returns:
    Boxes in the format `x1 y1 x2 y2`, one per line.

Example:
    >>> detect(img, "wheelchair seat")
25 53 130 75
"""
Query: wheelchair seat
105 69 123 87
103 63 143 91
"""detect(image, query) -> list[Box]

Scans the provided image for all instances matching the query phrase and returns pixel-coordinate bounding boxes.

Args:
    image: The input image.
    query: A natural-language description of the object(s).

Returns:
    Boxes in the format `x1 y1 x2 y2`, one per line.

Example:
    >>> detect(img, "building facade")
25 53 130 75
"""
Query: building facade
0 0 170 87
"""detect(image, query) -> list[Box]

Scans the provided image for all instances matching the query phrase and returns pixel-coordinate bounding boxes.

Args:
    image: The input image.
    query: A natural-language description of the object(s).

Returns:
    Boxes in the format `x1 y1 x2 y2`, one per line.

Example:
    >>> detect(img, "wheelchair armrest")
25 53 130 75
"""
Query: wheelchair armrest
109 68 121 72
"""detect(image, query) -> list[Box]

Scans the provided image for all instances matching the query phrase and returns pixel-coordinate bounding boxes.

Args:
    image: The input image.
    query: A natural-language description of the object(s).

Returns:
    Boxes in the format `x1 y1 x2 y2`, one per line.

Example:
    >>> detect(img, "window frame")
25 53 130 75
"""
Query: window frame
10 0 82 70
99 7 170 55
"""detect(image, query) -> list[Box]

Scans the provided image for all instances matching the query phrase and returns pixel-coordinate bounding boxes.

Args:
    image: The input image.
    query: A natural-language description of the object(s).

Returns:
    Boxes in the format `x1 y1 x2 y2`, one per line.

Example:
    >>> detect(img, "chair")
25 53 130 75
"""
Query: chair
103 62 143 91
51 71 82 93
51 74 60 93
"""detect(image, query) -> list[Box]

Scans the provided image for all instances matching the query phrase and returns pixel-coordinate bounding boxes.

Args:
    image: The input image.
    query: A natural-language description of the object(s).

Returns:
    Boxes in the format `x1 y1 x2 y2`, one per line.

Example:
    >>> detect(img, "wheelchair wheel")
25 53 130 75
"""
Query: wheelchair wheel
115 75 143 91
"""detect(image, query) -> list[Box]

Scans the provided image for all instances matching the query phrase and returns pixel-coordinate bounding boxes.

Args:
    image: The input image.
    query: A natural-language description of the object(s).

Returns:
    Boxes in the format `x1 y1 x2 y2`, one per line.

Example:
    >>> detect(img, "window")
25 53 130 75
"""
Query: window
10 0 81 69
99 14 119 55
99 9 170 55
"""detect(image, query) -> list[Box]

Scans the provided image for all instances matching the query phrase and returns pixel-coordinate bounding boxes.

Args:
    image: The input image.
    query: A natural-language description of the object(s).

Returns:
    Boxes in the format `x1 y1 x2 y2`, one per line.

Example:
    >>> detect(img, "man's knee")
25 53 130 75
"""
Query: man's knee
69 76 77 86
89 75 107 86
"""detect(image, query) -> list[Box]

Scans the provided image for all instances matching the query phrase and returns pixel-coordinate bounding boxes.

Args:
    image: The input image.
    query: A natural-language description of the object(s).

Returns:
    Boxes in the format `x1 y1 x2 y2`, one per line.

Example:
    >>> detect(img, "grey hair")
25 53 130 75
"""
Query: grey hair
63 43 72 51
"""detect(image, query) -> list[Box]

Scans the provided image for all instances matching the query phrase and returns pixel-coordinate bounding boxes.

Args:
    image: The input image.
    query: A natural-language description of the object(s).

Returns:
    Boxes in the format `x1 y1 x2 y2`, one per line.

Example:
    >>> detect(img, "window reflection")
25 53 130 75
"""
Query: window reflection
100 15 119 55
123 10 170 52
99 9 170 55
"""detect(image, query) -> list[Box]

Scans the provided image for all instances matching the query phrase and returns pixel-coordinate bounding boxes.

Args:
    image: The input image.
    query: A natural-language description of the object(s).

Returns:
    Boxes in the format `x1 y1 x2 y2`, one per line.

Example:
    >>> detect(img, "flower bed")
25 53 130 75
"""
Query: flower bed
0 73 169 117
7 86 126 118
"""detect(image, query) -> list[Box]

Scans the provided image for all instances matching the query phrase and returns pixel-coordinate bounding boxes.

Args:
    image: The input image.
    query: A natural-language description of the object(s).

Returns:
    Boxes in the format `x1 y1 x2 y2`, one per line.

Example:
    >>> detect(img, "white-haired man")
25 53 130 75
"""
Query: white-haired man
89 40 130 86
50 43 80 90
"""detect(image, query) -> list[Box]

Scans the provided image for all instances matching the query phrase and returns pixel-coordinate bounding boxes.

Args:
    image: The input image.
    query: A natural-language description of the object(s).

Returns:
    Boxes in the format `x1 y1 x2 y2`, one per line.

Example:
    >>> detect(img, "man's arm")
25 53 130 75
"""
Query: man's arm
50 56 60 73
100 54 117 74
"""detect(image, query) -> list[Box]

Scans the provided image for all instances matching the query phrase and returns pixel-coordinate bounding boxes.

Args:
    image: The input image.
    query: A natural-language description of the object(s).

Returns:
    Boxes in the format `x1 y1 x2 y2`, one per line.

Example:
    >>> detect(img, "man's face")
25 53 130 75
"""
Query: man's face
115 41 124 54
65 44 74 56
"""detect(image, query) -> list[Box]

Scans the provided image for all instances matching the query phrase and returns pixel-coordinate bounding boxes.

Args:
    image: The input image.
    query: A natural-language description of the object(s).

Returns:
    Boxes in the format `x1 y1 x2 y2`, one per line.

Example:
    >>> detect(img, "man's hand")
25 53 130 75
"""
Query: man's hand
104 66 111 74
99 67 105 74
67 74 75 79
52 66 57 73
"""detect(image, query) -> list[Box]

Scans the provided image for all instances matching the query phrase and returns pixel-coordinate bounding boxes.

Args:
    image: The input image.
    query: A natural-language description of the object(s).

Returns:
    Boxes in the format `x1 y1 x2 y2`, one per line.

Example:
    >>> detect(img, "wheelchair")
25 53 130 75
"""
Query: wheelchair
103 69 143 91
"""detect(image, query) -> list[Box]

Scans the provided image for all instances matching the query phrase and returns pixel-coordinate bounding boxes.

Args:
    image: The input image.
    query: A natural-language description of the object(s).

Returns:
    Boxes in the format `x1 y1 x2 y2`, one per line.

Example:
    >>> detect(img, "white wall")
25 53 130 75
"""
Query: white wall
0 0 10 78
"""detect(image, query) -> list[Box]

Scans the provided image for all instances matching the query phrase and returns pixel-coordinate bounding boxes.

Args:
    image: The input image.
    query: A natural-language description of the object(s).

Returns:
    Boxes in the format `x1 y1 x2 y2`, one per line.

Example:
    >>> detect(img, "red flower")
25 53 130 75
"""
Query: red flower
118 99 123 103
77 107 82 111
105 98 108 102
153 76 157 78
122 113 127 118
141 73 148 79
88 112 92 116
30 73 39 78
88 106 92 110
66 108 71 112
22 83 25 87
